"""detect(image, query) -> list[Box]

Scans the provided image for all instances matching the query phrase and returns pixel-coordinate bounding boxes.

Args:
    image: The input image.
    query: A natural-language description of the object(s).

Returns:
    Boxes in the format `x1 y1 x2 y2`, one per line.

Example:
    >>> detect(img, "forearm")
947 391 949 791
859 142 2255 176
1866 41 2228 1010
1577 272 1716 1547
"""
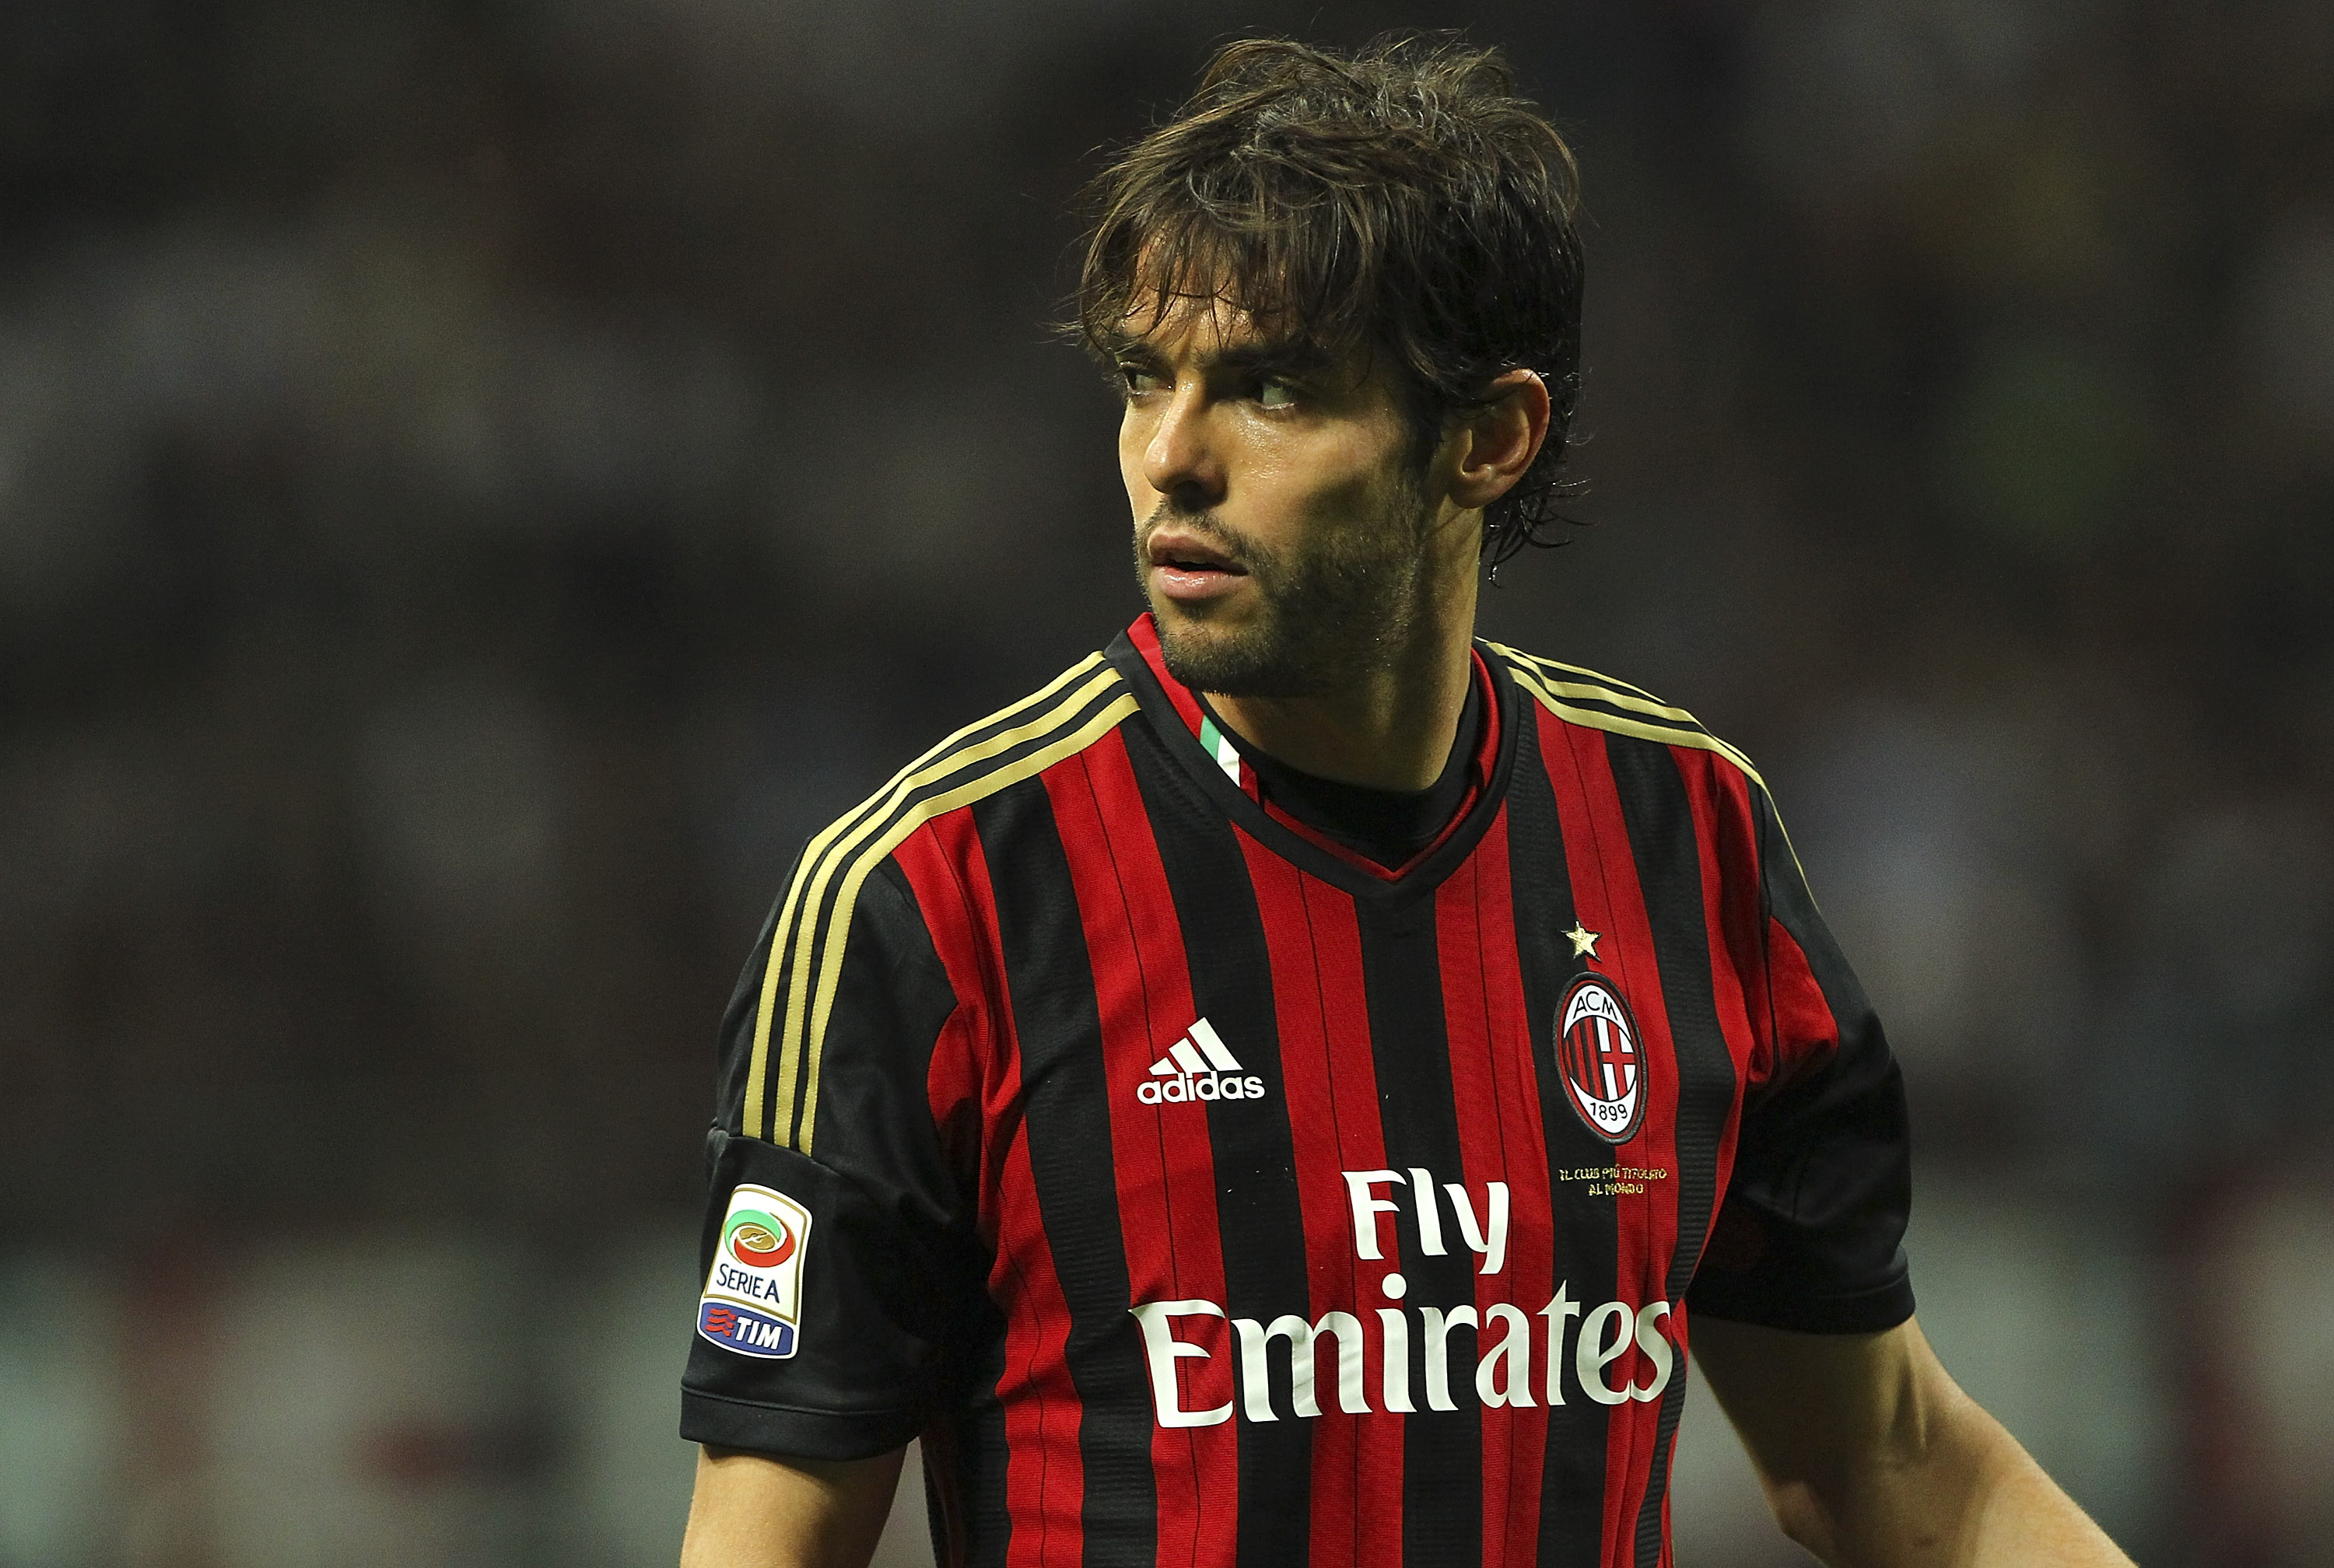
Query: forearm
1694 1317 2132 1568
678 1445 903 1568
1772 1389 2130 1568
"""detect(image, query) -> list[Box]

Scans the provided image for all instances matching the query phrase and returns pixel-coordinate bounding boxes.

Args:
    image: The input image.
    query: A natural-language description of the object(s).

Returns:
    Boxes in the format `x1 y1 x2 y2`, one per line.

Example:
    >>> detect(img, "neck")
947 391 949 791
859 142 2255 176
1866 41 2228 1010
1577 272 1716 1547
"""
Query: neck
1208 523 1482 791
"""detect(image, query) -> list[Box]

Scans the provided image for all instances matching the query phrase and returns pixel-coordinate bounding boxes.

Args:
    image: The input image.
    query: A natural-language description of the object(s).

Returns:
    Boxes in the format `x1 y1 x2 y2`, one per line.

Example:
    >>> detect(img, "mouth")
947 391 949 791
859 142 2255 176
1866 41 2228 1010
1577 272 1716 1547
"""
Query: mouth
1144 529 1250 604
1145 530 1247 576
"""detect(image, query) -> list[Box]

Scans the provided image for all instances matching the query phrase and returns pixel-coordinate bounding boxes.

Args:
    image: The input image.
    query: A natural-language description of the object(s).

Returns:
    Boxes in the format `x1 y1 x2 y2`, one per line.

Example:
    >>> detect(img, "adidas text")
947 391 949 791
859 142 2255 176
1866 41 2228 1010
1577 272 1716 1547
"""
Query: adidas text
1139 1073 1267 1104
1138 1017 1266 1104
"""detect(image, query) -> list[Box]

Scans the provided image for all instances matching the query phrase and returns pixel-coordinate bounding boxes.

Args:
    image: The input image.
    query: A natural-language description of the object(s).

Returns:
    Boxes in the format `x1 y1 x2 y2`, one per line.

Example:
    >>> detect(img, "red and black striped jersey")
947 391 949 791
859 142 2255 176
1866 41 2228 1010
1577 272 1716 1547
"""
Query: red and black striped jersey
681 615 1913 1568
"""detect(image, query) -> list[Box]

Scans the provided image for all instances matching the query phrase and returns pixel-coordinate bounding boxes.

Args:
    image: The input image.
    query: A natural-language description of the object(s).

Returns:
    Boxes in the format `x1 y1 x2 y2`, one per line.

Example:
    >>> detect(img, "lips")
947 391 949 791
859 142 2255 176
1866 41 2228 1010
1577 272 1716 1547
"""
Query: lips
1146 529 1249 604
1145 530 1247 576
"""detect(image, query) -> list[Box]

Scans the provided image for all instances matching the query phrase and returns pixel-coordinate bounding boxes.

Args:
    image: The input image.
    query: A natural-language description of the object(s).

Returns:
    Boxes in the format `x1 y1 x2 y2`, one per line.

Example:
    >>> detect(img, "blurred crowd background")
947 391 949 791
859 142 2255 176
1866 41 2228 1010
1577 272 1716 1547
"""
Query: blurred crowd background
3 0 2332 1563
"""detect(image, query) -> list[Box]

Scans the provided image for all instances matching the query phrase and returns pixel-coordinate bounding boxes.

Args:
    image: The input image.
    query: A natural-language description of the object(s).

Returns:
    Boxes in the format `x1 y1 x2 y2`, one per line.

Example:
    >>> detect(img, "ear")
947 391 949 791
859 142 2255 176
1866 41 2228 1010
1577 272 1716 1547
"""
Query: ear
1446 369 1551 512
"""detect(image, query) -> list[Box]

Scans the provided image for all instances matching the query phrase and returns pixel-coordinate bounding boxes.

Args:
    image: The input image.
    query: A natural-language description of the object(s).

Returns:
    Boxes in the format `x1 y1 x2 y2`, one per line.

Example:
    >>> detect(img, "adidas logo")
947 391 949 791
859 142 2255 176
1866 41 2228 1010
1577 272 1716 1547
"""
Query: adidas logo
1137 1017 1267 1104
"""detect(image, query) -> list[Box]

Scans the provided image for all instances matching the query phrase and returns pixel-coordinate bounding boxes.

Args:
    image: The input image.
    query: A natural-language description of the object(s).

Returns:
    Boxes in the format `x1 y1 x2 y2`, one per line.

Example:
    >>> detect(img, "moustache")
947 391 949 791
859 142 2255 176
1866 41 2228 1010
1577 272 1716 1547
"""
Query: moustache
1140 504 1263 570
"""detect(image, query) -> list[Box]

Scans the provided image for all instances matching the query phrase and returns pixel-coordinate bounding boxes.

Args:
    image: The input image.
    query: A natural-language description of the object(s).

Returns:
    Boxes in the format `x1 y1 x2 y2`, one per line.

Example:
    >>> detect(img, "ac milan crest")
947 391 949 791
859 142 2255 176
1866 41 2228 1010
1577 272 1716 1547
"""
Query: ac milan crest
1555 973 1645 1144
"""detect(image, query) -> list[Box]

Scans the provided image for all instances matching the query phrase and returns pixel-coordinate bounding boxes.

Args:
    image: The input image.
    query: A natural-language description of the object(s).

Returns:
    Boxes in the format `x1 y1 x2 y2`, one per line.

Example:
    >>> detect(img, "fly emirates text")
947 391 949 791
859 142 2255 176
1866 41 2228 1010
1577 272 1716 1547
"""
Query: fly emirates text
1130 1166 1676 1428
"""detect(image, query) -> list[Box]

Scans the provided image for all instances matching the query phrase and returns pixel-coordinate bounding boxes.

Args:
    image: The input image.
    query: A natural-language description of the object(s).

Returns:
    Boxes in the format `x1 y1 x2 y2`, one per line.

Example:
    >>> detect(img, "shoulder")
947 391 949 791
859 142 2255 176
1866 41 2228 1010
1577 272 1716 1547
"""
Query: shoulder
741 649 1137 1146
781 648 1137 922
1481 639 1769 796
801 648 1137 890
1484 642 1820 895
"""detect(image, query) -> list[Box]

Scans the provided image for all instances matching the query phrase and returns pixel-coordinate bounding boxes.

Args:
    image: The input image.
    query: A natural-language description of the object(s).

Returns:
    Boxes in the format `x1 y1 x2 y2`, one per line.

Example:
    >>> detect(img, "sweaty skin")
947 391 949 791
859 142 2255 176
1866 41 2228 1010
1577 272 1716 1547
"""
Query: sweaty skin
1117 299 1549 790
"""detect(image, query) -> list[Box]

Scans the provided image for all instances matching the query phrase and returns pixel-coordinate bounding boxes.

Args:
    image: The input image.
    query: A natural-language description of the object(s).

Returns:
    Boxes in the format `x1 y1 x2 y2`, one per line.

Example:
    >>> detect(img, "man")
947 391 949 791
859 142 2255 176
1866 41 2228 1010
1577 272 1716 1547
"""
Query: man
678 35 2132 1568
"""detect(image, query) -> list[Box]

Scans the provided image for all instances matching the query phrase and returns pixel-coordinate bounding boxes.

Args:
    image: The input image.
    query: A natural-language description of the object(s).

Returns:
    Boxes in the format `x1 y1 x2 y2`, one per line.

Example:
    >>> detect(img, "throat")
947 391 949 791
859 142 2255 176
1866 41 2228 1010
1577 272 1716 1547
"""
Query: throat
1204 670 1488 870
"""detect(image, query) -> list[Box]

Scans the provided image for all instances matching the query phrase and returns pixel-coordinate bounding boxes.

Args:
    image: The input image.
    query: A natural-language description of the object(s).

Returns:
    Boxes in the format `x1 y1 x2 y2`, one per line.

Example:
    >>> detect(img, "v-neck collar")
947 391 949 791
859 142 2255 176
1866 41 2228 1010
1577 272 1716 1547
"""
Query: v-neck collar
1106 614 1521 906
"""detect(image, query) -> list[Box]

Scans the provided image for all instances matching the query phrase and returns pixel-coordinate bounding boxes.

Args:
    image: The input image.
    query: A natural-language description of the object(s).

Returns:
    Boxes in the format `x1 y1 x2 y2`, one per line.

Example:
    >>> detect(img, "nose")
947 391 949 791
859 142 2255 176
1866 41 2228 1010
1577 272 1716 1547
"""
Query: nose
1139 382 1225 510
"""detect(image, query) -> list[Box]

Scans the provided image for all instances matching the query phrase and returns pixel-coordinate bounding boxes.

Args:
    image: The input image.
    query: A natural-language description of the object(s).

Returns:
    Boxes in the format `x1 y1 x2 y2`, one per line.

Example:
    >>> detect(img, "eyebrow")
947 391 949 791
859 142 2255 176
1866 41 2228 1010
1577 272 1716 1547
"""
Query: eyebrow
1098 326 1333 380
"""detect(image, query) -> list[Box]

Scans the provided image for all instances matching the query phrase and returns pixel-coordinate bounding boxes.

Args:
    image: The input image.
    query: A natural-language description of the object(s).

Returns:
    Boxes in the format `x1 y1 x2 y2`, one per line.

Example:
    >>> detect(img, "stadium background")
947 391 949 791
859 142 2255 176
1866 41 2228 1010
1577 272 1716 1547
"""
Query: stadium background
2 1 2331 1563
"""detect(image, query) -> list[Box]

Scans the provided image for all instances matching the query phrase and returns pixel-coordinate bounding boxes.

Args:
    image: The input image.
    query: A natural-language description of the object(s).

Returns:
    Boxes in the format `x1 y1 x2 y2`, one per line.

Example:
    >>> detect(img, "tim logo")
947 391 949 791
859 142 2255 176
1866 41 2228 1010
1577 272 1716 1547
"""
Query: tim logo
699 1301 797 1356
1138 1018 1266 1104
1556 975 1645 1144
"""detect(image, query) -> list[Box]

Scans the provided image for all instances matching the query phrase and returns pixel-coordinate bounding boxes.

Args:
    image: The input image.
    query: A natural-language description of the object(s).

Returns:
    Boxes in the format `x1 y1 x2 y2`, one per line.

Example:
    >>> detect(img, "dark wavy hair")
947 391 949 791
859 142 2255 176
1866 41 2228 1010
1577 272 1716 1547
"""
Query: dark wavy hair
1072 33 1586 566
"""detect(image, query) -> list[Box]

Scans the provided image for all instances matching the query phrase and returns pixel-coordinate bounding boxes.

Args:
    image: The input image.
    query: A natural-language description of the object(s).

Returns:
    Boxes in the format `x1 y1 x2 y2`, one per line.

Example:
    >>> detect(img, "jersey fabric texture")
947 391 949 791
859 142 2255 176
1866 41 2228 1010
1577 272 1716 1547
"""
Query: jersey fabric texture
680 614 1915 1568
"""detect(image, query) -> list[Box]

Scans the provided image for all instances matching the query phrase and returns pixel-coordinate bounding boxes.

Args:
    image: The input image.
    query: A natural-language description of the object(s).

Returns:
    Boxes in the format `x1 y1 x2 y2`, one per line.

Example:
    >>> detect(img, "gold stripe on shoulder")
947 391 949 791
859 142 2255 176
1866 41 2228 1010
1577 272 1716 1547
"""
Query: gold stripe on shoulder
1487 642 1666 705
743 654 1132 1148
1501 654 1813 892
1540 677 1706 732
745 652 1109 1143
776 666 1130 1149
797 686 1137 1154
1502 653 1761 785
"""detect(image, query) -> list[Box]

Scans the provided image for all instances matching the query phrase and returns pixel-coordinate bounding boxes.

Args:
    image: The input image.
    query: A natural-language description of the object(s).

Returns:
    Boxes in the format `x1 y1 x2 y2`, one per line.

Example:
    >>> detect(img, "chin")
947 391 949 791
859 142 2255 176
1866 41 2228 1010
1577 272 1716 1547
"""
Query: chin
1157 623 1321 699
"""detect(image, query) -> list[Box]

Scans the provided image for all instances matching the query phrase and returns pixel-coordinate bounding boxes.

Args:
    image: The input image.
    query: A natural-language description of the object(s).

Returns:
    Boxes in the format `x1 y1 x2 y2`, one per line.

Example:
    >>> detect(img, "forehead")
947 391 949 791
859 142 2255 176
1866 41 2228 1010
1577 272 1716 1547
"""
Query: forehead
1116 291 1273 354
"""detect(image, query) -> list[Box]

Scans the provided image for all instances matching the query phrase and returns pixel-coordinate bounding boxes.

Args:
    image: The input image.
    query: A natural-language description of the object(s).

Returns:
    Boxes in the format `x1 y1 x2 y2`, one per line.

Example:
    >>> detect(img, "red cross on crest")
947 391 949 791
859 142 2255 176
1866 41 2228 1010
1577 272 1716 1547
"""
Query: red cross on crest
1589 1015 1635 1101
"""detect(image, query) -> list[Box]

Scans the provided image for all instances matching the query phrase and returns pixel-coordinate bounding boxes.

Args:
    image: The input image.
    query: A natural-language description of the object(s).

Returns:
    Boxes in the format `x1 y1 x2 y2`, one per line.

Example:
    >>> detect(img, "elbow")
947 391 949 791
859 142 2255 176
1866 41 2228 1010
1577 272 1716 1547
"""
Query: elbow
1750 1392 1999 1568
1762 1477 1842 1563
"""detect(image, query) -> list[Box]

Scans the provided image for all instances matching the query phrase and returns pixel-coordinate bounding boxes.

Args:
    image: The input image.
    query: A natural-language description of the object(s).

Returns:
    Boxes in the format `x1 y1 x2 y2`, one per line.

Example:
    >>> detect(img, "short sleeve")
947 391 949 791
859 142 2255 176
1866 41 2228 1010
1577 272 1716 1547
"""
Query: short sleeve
680 855 989 1459
1687 783 1915 1334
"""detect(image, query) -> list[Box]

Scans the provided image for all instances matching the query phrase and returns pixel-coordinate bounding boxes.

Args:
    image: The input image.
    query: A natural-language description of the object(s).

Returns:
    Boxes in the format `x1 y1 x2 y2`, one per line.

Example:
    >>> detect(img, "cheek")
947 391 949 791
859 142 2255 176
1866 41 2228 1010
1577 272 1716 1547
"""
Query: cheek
1291 447 1400 525
1295 415 1401 489
1117 419 1156 499
1225 441 1369 543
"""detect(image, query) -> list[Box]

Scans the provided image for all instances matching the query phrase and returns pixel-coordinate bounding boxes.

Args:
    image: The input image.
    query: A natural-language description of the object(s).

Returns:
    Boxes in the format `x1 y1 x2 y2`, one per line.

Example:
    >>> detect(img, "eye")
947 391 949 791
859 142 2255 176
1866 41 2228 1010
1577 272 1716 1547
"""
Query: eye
1256 377 1298 409
1119 363 1164 397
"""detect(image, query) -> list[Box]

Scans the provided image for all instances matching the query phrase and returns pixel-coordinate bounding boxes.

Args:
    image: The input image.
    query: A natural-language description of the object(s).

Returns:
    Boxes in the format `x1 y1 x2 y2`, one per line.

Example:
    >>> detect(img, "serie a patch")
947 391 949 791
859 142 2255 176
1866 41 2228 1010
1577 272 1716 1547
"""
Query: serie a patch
698 1184 813 1359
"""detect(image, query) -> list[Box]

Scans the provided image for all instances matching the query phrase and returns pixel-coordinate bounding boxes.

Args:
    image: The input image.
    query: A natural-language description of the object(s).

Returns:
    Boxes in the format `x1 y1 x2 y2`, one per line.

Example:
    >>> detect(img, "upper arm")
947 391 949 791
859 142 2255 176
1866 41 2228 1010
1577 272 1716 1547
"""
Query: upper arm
1688 775 1914 1334
684 851 986 1461
679 1446 906 1568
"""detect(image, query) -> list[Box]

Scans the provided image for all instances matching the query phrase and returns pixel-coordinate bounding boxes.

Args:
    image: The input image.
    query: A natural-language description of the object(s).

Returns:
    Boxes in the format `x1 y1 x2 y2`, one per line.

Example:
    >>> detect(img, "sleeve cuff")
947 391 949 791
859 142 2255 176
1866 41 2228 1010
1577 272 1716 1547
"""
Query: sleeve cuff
680 1386 924 1462
1686 1270 1915 1335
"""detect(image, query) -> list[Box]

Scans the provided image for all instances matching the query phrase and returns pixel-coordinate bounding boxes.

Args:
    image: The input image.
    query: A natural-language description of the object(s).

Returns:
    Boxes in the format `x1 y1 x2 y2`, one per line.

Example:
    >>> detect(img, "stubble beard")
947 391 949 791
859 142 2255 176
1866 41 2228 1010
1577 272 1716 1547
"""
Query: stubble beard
1135 481 1438 699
